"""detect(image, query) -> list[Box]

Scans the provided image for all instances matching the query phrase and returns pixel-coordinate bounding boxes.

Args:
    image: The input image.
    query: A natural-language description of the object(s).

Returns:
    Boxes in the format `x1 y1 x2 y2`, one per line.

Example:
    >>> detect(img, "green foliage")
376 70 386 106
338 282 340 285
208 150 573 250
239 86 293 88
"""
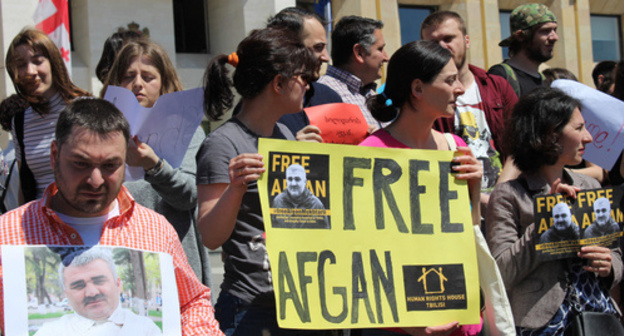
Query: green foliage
28 311 71 320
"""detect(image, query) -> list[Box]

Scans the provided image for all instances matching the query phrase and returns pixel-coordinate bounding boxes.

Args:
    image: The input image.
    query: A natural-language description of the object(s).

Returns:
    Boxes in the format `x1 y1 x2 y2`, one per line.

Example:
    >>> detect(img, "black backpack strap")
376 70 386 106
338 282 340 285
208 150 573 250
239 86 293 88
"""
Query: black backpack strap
0 159 17 213
13 111 37 202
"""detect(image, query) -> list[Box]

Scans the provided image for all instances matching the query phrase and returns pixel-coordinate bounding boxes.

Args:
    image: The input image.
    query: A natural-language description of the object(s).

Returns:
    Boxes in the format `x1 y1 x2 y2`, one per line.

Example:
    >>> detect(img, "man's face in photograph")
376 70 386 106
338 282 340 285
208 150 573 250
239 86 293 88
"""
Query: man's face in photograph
63 259 121 321
553 203 572 231
594 198 612 227
286 164 307 198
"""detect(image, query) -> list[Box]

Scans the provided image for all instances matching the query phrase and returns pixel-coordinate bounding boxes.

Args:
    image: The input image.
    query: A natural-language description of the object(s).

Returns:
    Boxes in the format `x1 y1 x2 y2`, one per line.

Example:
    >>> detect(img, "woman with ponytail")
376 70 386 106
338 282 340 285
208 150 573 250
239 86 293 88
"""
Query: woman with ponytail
196 28 322 335
5 28 90 203
359 40 484 336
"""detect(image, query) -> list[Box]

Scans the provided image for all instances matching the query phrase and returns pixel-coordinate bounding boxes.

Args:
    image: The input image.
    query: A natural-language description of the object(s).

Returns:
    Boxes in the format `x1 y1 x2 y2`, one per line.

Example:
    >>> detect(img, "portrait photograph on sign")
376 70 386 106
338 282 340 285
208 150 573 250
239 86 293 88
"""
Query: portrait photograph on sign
2 245 181 336
534 187 624 260
268 152 331 229
258 138 480 330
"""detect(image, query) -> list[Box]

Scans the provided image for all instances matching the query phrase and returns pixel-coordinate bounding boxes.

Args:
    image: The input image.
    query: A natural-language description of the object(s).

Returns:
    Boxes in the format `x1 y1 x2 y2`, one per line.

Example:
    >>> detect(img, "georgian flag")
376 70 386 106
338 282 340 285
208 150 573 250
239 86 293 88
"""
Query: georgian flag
33 0 71 76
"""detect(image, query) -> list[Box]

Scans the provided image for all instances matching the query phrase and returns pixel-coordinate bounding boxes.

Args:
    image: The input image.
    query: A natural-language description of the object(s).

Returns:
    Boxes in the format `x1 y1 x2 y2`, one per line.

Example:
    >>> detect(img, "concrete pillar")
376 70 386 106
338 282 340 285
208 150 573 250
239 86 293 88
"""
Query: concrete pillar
574 0 594 85
208 0 295 57
481 0 504 69
550 0 579 76
548 0 594 86
77 0 176 95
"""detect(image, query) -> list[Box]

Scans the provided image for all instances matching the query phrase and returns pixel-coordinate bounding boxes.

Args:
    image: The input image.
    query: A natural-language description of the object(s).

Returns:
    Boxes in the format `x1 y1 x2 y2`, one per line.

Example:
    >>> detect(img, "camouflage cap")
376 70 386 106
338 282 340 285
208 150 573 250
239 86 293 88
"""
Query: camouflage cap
499 3 557 47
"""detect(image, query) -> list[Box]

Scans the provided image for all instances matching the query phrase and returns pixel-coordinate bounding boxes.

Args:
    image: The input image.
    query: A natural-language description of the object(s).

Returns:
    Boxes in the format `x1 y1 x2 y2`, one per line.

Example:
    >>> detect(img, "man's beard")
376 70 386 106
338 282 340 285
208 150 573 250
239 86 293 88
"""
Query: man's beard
287 187 305 199
54 161 116 215
56 184 111 215
454 54 466 73
527 43 554 63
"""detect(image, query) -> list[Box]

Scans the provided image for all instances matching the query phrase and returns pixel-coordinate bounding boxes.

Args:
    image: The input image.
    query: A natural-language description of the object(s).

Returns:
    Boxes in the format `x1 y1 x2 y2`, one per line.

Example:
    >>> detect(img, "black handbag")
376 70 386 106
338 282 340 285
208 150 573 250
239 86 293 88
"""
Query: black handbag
567 311 624 336
564 268 624 336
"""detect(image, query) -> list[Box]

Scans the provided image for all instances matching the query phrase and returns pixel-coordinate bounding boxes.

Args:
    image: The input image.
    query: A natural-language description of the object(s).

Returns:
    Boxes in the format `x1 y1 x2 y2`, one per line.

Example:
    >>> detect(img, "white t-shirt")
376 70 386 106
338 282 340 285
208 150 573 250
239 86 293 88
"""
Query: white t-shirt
454 79 502 192
56 200 120 245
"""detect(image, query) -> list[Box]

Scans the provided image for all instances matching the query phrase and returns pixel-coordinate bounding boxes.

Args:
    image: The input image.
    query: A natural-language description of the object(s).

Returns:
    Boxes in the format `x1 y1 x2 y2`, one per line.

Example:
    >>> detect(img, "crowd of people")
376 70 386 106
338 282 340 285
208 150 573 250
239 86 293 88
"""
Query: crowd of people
1 2 624 336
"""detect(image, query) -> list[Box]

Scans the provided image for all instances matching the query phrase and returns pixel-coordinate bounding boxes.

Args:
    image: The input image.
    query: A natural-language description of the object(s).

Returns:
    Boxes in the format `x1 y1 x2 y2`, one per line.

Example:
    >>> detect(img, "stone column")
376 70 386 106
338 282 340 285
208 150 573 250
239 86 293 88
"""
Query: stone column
549 0 594 85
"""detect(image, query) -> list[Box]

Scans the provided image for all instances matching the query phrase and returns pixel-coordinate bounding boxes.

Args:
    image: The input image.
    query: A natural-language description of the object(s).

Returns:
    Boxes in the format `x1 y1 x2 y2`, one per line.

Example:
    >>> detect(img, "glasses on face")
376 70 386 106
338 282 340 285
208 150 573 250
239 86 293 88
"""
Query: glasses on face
287 176 302 182
595 208 609 214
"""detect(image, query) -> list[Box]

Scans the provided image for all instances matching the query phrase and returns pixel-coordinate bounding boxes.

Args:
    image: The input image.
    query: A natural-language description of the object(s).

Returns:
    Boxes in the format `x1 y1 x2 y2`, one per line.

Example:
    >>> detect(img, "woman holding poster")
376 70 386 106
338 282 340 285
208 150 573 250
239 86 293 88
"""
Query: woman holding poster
5 28 90 203
101 39 211 286
486 88 622 335
360 40 483 336
196 28 321 335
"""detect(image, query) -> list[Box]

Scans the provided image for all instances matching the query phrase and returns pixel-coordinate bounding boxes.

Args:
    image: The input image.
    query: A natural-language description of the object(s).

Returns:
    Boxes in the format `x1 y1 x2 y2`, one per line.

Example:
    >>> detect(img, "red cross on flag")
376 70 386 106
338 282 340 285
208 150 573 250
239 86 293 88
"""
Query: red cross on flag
33 0 71 76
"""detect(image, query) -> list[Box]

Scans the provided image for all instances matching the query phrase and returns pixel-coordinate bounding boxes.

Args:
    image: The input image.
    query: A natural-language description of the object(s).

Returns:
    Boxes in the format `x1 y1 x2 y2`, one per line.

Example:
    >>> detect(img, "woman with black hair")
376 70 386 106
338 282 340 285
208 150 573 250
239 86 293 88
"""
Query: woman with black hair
486 88 622 335
196 28 320 335
360 40 483 336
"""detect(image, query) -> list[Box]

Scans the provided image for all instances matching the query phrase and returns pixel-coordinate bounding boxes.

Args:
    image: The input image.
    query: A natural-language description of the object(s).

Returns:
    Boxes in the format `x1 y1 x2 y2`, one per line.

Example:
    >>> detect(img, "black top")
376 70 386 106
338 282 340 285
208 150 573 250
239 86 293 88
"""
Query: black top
489 63 544 97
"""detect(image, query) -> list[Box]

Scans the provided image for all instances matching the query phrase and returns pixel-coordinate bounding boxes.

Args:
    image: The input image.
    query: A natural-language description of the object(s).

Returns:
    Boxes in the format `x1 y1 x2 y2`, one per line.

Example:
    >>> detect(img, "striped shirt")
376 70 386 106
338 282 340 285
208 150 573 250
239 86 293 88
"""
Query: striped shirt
11 93 64 198
0 184 223 336
317 65 387 128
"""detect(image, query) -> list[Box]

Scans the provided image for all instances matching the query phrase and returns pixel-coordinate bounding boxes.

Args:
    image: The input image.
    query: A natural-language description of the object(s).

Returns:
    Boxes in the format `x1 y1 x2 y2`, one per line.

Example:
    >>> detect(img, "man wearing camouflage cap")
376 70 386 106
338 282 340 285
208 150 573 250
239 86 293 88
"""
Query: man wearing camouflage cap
489 3 558 97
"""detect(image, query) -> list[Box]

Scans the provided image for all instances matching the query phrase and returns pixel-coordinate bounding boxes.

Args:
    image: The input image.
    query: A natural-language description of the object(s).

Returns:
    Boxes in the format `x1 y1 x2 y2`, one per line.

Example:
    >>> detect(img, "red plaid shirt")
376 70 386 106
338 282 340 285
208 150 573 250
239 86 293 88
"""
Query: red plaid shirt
0 184 223 335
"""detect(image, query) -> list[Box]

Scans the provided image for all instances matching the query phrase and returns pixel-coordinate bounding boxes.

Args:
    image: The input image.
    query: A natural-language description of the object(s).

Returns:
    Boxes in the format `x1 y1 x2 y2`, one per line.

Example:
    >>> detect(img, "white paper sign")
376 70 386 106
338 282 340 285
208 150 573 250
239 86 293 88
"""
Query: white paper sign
552 79 624 169
2 245 181 336
103 86 204 181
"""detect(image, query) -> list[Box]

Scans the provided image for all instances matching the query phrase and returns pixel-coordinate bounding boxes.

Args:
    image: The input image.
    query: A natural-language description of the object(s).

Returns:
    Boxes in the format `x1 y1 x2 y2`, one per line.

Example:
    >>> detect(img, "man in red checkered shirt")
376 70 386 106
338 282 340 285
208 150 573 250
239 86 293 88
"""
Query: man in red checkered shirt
0 99 223 335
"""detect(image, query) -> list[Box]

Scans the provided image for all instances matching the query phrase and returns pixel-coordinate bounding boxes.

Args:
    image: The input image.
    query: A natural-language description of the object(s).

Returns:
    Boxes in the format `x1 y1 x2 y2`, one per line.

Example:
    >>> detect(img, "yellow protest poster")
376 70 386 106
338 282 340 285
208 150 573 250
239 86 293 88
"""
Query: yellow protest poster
257 138 480 330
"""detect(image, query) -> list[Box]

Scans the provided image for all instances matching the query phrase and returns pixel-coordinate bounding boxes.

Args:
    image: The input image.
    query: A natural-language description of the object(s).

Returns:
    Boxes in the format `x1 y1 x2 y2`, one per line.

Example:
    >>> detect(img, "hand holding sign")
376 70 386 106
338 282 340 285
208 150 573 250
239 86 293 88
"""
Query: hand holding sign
103 86 204 181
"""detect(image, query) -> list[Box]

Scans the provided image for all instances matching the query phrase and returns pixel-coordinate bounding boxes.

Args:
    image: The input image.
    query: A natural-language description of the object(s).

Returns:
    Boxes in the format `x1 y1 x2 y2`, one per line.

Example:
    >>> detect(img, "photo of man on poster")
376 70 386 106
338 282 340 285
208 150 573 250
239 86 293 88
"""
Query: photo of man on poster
34 247 161 336
271 164 329 229
584 197 620 238
539 202 579 243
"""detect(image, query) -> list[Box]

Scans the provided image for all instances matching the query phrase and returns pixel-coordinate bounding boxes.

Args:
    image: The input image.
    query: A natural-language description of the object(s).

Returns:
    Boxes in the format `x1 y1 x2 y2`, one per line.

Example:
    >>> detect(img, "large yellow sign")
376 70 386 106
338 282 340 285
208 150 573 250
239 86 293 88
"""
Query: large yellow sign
258 138 480 329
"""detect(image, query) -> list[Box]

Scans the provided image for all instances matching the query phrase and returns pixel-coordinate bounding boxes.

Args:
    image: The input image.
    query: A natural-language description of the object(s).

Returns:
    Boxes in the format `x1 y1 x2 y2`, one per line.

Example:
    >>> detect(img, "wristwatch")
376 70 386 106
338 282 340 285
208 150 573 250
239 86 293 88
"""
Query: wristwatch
145 157 164 177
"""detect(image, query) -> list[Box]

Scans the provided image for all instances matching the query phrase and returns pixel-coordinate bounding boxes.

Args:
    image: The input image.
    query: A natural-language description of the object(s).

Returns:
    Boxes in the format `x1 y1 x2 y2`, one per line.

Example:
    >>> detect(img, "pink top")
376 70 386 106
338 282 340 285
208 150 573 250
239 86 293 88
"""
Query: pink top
359 129 482 336
359 129 467 148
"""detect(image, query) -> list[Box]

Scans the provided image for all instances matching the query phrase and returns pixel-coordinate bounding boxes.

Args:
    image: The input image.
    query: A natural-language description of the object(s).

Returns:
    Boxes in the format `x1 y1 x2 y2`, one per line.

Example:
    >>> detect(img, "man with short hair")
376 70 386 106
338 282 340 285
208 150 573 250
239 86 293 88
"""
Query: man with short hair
489 3 558 97
421 11 518 216
267 7 343 135
584 198 620 238
0 99 222 335
540 203 579 243
317 15 389 130
35 247 161 335
592 60 616 94
271 164 328 229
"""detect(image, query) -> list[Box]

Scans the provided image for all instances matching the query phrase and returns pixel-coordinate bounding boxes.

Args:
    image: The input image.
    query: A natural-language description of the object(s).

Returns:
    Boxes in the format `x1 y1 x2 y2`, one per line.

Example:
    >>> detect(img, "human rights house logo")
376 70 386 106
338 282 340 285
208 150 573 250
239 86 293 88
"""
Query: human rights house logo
402 264 467 311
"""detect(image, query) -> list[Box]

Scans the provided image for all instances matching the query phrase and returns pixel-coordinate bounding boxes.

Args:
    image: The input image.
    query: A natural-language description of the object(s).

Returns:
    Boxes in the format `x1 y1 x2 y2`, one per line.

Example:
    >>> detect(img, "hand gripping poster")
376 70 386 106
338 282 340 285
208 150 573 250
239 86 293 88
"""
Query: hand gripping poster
2 245 181 336
534 187 623 260
258 138 480 330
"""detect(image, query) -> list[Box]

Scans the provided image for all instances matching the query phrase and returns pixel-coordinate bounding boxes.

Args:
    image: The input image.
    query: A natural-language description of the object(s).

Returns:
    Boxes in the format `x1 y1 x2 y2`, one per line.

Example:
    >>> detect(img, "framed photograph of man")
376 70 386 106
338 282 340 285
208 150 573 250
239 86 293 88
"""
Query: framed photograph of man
2 245 181 336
